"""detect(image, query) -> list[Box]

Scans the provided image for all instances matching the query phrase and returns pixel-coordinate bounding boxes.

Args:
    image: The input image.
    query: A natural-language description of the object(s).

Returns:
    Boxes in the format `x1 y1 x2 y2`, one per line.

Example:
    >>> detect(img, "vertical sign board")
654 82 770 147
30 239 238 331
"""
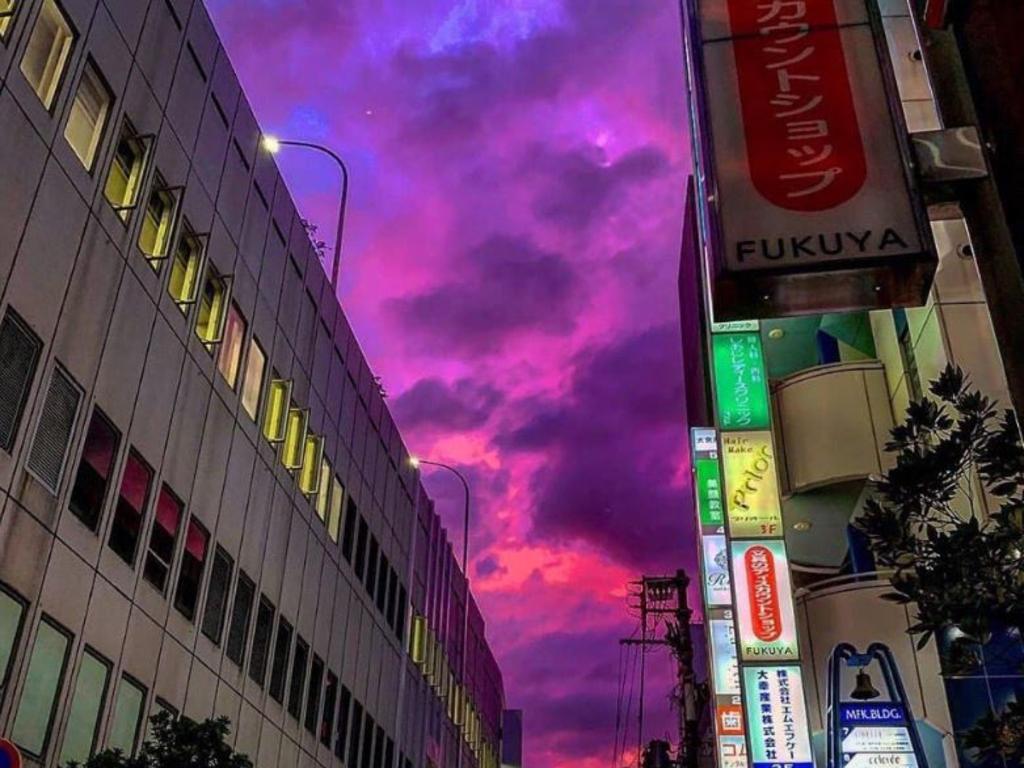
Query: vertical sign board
684 0 935 319
703 536 733 607
721 431 783 538
732 540 799 662
839 703 920 768
743 666 815 768
712 333 771 431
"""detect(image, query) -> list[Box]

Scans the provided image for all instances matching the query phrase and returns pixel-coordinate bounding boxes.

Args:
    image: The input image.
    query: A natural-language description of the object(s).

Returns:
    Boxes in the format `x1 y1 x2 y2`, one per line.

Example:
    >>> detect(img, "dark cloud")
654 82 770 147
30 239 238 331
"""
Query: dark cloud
386 235 584 355
531 145 671 230
475 553 506 579
393 377 504 432
496 324 694 569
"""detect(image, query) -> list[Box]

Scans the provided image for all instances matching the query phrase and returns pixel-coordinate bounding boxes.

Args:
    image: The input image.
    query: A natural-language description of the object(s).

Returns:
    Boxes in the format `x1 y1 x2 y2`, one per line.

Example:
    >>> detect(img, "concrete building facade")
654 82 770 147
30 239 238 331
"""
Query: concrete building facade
0 1 504 767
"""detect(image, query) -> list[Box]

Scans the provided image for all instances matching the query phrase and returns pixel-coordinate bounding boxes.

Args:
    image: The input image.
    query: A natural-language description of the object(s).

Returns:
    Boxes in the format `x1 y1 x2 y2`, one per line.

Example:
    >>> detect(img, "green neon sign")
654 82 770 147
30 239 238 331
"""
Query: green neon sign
696 457 724 528
712 332 770 431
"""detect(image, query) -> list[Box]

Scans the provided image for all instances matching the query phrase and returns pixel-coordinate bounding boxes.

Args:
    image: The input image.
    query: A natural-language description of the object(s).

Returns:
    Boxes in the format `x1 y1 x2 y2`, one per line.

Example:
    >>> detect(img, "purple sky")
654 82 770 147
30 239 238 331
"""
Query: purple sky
206 1 695 763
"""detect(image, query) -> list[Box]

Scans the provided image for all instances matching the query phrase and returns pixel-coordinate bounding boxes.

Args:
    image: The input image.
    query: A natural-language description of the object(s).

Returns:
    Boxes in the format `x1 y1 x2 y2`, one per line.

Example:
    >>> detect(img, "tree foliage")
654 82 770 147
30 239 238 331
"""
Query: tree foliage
855 364 1024 762
67 713 252 768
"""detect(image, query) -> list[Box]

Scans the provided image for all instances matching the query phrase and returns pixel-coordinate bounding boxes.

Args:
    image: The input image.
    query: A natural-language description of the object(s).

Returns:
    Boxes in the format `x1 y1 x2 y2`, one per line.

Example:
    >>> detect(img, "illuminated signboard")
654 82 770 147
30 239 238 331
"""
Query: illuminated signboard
702 536 732 607
743 666 814 768
712 333 770 431
710 617 740 695
717 703 744 736
721 431 782 538
683 0 935 320
732 539 799 661
718 735 747 768
698 458 725 529
840 703 920 768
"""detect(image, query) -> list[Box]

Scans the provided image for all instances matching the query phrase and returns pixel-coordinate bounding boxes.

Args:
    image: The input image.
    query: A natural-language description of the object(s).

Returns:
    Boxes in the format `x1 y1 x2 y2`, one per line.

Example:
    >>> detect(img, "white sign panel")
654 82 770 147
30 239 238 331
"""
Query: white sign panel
743 665 814 768
703 535 732 607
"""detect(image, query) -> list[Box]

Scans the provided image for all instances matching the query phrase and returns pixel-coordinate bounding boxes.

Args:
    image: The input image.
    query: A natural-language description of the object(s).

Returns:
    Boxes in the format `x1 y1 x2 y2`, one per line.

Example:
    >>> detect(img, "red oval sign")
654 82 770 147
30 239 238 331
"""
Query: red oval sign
0 739 23 768
726 0 867 212
745 545 783 642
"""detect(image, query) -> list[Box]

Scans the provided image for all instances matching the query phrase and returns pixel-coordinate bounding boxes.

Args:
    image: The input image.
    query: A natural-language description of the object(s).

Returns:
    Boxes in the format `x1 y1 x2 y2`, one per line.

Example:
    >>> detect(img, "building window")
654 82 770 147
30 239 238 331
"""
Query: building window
262 378 291 443
341 497 357 562
364 535 378 598
225 572 254 667
146 698 176 742
298 434 324 496
104 120 148 221
200 546 233 644
335 685 351 760
107 675 145 756
168 225 205 309
137 175 178 265
195 266 230 347
63 60 111 171
26 365 81 494
173 517 209 622
0 310 42 452
142 485 183 594
19 0 74 110
315 457 332 523
11 617 71 757
373 725 385 768
0 586 27 695
58 648 111 766
216 303 246 390
248 596 274 687
361 716 374 768
328 476 344 543
304 654 323 735
268 617 292 704
69 409 120 531
320 671 337 748
287 636 308 720
0 0 16 39
376 555 389 613
107 449 153 566
348 701 363 768
240 338 265 421
386 567 398 629
281 406 308 471
354 515 368 580
396 585 407 643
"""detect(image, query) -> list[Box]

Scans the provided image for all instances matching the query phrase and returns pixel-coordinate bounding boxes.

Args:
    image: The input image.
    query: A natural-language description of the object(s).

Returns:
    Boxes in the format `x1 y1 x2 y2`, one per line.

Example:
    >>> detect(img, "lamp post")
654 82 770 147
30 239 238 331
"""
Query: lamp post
410 456 471 766
261 135 350 291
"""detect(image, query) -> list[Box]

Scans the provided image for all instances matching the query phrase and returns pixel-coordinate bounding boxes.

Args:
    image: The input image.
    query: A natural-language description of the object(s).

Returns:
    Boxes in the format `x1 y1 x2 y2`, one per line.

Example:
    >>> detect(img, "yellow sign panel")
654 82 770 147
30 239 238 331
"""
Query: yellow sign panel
721 431 783 538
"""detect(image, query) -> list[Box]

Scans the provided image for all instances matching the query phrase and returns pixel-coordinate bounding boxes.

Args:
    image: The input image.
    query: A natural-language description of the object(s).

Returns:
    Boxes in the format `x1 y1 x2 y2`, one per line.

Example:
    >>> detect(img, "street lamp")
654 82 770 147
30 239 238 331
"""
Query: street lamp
261 135 350 292
409 456 471 766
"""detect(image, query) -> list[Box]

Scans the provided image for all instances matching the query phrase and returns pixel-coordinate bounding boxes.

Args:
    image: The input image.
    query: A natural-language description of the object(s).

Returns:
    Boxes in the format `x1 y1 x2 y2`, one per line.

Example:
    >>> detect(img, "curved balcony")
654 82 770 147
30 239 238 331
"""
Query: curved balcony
794 572 959 767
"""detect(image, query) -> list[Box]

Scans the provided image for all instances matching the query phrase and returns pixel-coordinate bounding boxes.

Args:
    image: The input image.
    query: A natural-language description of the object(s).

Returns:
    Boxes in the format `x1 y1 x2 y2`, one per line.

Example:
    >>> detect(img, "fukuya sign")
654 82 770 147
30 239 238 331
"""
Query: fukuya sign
684 0 936 319
732 539 799 660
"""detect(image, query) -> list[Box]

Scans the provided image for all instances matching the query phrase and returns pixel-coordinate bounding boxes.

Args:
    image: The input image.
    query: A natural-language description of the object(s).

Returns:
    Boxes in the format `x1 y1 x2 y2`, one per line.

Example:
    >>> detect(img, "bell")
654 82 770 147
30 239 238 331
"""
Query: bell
850 669 881 701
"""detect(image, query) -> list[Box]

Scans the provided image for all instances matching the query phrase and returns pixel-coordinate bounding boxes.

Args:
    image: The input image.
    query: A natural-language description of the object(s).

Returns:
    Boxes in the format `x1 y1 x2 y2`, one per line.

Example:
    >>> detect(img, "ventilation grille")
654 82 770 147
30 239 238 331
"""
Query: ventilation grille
27 367 81 494
0 312 42 452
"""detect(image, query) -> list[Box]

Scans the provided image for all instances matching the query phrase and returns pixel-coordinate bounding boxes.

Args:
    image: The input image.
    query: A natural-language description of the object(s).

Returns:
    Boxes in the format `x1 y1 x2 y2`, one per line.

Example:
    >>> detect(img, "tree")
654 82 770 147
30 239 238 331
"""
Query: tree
855 364 1024 763
67 713 252 768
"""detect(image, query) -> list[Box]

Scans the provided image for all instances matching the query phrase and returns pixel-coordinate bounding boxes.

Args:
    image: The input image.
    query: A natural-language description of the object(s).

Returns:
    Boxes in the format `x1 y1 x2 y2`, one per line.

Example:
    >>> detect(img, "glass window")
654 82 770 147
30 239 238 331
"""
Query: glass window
287 636 308 720
360 715 374 768
341 497 357 562
225 573 254 667
107 675 145 756
328 476 344 543
0 309 42 452
0 0 15 39
195 266 230 346
334 685 351 760
107 449 153 566
281 406 308 471
11 617 71 756
69 409 120 532
386 567 398 630
262 378 291 443
19 0 74 110
298 434 323 496
240 338 265 420
348 701 363 768
200 546 232 644
304 654 323 735
137 176 178 264
315 457 332 523
354 515 368 579
168 225 205 308
364 536 378 598
104 120 147 221
142 485 183 594
59 649 111 766
0 587 27 694
217 303 246 390
373 725 385 768
376 555 389 613
268 617 292 704
248 596 274 687
173 517 209 622
395 585 407 642
320 671 337 747
26 365 82 494
64 60 111 170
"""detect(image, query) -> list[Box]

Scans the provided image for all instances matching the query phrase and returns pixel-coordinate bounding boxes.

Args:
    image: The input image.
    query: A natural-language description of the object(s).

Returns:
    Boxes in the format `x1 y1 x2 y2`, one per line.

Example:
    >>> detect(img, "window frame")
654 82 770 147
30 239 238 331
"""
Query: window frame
0 308 43 454
281 406 309 471
107 673 146 757
11 614 72 758
25 363 83 495
216 301 247 391
106 447 155 567
248 595 275 687
141 484 184 595
19 0 76 112
167 224 208 310
103 118 152 222
224 571 255 667
262 377 291 444
58 646 112 767
0 583 28 695
62 57 113 172
298 433 324 496
173 516 210 622
136 173 182 267
240 337 266 421
200 545 233 645
68 407 121 533
0 0 18 41
194 266 232 348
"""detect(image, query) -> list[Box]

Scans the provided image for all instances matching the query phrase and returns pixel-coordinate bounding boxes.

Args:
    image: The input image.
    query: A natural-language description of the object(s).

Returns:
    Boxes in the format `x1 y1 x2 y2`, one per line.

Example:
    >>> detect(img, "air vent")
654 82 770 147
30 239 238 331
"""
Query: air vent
0 311 42 452
27 367 81 493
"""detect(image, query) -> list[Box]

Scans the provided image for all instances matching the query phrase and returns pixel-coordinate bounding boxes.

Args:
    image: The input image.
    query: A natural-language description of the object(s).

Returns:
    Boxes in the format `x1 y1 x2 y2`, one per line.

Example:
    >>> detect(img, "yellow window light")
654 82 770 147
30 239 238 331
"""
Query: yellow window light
315 457 331 520
299 434 324 494
282 407 309 470
262 379 291 443
195 269 231 346
168 228 206 308
410 615 427 665
328 475 344 542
